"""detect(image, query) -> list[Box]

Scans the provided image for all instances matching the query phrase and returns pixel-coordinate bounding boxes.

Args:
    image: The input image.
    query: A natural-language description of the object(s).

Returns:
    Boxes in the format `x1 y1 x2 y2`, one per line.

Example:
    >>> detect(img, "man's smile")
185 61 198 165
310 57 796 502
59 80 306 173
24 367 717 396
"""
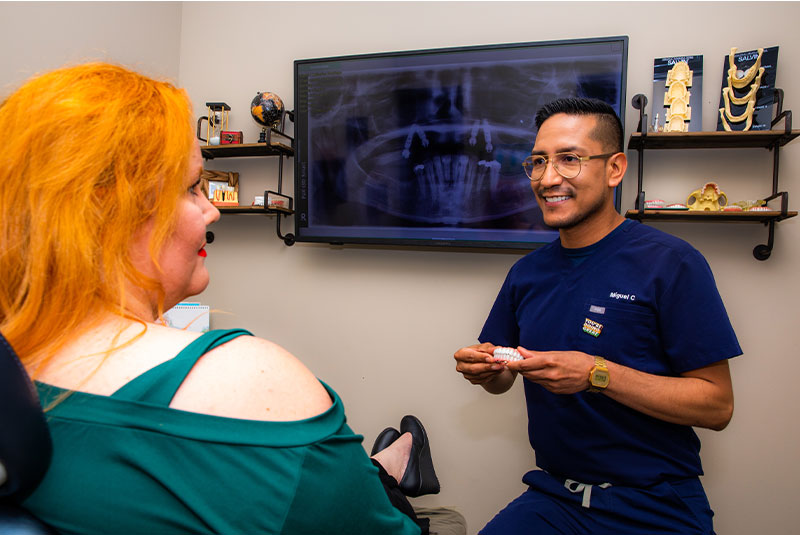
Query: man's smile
543 194 571 203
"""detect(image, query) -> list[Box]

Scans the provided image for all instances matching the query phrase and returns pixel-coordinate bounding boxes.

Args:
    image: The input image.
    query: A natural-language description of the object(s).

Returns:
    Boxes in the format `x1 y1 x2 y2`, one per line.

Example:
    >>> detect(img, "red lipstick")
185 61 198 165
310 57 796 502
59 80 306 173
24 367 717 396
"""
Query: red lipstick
198 248 207 258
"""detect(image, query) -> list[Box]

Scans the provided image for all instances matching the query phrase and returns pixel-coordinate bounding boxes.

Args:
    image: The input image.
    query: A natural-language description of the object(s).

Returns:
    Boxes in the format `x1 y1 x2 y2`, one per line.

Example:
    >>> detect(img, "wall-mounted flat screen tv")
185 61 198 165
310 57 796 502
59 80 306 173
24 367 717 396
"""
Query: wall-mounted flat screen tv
294 36 628 249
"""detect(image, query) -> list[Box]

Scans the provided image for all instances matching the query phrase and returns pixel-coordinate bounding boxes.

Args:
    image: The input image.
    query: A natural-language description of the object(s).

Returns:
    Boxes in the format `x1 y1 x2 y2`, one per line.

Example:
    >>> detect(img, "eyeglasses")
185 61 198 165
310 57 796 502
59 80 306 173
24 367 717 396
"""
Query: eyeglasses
522 152 618 181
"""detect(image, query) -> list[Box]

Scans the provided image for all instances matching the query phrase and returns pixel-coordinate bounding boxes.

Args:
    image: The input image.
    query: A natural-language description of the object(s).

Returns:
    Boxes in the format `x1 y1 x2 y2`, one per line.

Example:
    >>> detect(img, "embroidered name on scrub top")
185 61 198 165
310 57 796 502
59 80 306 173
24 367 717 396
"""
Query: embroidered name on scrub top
582 318 603 337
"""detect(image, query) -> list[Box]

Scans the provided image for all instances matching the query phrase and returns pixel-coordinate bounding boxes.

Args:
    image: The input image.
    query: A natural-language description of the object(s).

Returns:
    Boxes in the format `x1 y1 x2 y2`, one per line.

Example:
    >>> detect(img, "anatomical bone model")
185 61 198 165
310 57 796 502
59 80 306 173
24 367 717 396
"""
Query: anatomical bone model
719 47 764 131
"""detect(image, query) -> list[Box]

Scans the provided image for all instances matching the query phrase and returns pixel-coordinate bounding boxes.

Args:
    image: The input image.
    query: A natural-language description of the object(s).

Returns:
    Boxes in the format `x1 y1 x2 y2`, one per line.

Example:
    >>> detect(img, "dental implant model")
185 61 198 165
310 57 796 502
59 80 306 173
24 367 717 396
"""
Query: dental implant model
664 61 692 132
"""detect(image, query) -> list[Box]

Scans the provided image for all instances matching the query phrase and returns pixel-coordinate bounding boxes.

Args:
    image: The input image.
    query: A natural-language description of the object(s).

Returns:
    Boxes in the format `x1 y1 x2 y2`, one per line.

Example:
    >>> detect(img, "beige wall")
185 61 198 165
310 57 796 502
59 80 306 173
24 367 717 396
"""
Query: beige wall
3 2 799 533
0 2 181 90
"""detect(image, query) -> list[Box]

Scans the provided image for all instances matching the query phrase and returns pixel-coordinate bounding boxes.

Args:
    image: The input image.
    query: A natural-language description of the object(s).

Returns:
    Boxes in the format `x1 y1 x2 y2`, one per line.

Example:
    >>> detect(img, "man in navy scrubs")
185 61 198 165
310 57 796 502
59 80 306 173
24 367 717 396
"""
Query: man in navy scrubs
454 98 740 535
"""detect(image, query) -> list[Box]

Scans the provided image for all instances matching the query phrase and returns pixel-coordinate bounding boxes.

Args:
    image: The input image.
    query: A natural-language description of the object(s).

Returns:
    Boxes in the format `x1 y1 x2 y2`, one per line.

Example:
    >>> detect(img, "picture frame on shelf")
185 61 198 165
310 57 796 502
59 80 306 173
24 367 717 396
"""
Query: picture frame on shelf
653 55 703 132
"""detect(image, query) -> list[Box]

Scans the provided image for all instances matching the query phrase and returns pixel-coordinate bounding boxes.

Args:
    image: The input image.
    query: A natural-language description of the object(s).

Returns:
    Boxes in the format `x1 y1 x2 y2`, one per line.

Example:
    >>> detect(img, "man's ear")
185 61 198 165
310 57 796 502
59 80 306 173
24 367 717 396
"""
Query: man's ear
606 152 627 188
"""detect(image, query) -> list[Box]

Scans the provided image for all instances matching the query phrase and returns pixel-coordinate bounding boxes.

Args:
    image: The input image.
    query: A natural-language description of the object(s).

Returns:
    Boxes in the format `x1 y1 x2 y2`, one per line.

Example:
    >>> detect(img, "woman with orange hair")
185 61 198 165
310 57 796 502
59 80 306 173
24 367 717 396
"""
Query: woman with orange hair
0 63 438 534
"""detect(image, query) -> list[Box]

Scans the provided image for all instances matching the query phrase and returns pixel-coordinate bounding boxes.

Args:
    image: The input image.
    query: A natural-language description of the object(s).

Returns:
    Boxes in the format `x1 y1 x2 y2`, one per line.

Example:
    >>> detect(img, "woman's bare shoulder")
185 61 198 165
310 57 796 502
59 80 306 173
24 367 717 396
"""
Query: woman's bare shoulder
35 321 203 394
169 333 333 422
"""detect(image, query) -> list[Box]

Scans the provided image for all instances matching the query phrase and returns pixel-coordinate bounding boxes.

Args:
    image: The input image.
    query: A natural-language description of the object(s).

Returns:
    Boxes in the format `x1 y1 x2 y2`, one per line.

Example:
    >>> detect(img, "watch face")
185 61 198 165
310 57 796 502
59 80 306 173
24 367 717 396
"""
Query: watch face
591 369 610 388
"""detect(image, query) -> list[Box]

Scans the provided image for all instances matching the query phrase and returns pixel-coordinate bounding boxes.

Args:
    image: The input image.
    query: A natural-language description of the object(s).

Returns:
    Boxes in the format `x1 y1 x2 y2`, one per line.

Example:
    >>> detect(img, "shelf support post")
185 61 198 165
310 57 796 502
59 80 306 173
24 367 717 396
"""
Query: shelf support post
771 134 780 196
753 220 775 261
631 94 648 210
276 214 295 246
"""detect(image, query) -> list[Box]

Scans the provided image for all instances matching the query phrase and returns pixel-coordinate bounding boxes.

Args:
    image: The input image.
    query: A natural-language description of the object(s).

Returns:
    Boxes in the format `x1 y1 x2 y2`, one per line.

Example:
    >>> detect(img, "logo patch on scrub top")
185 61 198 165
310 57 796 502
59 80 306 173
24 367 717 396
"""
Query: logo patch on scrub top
582 318 603 337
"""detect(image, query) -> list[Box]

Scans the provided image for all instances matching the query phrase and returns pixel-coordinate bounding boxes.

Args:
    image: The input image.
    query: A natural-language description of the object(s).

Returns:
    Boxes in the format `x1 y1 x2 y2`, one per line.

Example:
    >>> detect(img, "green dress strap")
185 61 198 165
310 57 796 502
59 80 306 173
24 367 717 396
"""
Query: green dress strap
111 328 252 406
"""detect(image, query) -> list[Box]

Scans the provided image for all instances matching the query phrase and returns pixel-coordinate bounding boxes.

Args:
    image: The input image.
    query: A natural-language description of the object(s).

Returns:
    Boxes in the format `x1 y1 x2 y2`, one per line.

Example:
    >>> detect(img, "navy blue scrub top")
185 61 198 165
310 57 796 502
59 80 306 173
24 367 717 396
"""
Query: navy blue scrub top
480 220 741 487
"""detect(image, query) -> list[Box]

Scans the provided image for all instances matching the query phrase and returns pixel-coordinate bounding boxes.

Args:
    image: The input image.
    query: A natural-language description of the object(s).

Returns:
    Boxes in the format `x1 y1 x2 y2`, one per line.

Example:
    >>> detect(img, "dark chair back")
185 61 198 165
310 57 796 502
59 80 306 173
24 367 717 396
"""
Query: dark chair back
0 331 58 534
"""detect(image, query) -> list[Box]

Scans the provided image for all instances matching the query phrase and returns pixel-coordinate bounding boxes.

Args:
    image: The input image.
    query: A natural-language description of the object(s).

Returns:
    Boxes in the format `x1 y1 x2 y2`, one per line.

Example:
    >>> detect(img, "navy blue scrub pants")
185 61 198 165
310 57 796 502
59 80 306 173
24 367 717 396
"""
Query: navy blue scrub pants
480 470 715 535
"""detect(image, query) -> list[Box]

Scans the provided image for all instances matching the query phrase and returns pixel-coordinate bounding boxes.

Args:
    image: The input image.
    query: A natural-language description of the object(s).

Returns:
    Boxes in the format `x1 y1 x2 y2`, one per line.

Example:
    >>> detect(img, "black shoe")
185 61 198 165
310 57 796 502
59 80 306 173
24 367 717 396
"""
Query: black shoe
399 415 440 497
371 426 401 456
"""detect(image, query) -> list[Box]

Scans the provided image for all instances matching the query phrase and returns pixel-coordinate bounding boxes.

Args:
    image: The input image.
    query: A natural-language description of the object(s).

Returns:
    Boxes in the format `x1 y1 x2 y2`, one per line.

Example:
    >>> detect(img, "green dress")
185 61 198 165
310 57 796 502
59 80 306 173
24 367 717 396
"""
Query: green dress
24 329 420 535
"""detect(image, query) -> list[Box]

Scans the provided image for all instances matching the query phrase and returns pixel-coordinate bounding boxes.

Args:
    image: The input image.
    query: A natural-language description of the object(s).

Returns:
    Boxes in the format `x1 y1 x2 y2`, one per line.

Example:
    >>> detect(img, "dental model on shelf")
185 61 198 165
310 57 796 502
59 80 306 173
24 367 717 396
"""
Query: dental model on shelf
719 47 764 131
645 192 770 213
663 61 692 132
687 182 728 211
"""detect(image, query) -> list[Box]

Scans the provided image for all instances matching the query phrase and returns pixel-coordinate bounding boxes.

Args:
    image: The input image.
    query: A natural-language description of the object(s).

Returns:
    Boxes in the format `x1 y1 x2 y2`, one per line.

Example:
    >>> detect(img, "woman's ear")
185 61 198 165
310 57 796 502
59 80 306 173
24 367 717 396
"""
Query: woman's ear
606 152 627 188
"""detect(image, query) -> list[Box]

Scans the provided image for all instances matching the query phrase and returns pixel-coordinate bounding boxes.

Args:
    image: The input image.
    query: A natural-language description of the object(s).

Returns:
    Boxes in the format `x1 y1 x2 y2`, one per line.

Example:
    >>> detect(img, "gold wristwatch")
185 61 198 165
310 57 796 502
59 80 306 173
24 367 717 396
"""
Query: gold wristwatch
588 356 610 392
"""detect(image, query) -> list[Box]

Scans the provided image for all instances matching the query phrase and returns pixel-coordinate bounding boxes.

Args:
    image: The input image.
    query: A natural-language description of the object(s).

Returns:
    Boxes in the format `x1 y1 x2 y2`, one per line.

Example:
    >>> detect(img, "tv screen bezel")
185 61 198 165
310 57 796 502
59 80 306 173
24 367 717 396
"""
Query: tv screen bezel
293 36 628 251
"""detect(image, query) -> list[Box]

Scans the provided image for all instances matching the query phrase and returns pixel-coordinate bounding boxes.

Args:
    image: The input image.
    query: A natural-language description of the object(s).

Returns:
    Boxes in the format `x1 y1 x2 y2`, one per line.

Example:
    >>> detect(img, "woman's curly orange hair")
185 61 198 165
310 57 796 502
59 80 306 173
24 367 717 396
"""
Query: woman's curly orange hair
0 62 194 374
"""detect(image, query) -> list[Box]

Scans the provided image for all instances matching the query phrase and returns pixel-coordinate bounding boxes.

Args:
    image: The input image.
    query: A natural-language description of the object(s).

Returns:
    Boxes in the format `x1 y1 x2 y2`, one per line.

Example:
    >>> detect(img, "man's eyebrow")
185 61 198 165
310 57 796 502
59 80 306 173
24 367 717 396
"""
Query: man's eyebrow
530 146 581 155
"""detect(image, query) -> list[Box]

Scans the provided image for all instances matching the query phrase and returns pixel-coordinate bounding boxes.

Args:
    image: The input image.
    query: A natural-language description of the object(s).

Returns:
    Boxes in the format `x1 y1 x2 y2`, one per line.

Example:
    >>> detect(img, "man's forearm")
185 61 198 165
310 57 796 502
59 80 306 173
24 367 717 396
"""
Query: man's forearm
603 359 733 430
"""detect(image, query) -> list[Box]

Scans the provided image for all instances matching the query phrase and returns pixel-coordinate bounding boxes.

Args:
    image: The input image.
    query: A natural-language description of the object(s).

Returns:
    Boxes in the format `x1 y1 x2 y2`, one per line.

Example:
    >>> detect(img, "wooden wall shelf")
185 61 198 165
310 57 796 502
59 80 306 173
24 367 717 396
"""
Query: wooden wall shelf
627 91 796 260
628 130 800 151
626 210 797 223
217 205 294 215
199 111 296 245
200 141 293 159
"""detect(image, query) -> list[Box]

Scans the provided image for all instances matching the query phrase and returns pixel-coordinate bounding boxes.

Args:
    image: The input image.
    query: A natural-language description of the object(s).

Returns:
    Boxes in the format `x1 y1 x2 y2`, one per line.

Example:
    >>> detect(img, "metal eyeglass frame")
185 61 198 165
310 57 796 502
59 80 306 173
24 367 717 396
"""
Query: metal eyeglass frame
522 152 618 181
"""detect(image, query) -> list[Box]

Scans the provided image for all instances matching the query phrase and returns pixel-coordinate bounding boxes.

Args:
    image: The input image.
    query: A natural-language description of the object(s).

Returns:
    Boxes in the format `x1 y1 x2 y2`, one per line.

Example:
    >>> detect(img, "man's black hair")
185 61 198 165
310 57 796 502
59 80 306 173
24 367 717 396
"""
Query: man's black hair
534 97 624 153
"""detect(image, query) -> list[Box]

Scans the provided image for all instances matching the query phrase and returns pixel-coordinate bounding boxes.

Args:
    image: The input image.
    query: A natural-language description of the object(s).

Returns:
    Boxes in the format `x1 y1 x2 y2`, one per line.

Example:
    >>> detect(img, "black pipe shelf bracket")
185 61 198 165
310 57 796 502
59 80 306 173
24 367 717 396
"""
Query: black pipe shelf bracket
273 108 295 246
626 91 799 261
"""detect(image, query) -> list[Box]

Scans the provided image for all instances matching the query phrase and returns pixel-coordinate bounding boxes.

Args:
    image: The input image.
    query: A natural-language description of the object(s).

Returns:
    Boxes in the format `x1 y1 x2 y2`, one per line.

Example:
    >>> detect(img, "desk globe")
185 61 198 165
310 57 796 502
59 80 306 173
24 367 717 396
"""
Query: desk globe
251 92 285 142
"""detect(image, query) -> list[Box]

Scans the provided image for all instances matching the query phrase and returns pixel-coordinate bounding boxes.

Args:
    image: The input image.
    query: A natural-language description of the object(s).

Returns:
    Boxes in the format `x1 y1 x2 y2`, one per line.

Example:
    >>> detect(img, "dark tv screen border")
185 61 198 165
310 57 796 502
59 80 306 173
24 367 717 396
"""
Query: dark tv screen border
294 36 628 250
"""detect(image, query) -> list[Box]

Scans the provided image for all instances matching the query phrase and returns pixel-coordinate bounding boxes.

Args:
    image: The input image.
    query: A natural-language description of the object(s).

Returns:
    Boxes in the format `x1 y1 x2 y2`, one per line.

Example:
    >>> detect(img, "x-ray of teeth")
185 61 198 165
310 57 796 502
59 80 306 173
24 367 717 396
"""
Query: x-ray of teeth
349 122 529 224
304 55 622 230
